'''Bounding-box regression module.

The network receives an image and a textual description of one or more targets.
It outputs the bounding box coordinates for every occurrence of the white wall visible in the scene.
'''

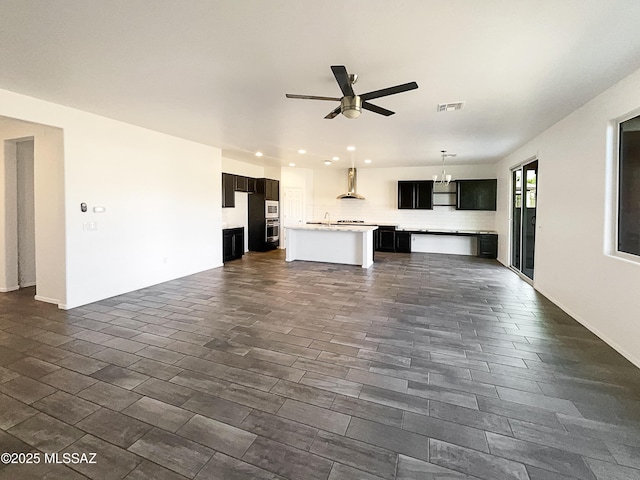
[0,89,222,309]
[495,66,640,367]
[0,117,65,303]
[311,164,498,231]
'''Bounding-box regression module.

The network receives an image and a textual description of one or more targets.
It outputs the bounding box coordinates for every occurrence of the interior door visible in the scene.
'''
[511,160,538,280]
[282,187,304,246]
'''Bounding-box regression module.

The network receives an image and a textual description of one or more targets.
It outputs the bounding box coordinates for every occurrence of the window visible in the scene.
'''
[618,114,640,256]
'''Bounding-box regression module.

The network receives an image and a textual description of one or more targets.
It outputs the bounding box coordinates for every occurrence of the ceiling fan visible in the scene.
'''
[286,65,418,119]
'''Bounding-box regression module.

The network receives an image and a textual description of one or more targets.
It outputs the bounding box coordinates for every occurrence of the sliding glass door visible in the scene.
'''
[511,160,538,280]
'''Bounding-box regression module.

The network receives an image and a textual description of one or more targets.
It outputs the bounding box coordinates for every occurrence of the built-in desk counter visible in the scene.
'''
[395,228,498,258]
[285,224,378,268]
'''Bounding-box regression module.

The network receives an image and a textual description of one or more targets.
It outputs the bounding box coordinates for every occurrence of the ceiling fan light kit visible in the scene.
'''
[286,65,418,119]
[341,96,362,119]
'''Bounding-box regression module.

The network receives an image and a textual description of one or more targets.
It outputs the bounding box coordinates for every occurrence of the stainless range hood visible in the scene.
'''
[337,168,365,200]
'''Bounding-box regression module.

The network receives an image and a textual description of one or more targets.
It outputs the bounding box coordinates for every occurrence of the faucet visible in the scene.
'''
[324,212,331,225]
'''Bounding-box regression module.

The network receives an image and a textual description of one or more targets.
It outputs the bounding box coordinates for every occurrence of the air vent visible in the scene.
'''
[437,102,465,112]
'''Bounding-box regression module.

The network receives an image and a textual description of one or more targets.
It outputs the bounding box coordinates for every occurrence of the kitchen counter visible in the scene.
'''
[306,221,398,227]
[396,228,497,235]
[285,225,378,268]
[296,224,378,232]
[394,228,498,258]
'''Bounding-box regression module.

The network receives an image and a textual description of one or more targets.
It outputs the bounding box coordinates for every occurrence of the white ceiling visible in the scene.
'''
[2,0,640,169]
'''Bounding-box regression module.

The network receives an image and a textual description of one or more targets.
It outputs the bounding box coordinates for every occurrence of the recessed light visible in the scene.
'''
[347,146,356,151]
[255,151,263,157]
[332,156,339,161]
[364,159,372,164]
[289,163,296,167]
[324,160,332,165]
[298,149,306,154]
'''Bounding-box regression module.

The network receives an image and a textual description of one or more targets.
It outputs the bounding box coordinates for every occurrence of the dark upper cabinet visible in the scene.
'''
[457,179,497,211]
[235,175,249,192]
[223,174,259,206]
[397,181,433,209]
[222,173,235,208]
[266,179,279,201]
[247,177,256,193]
[415,181,432,209]
[256,178,279,201]
[398,182,414,209]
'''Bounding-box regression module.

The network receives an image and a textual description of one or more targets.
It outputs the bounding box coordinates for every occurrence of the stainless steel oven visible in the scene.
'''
[266,218,279,243]
[265,201,279,219]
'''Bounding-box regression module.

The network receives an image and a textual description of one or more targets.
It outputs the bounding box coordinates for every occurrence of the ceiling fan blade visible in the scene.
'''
[325,106,341,119]
[331,65,355,97]
[360,81,418,101]
[286,94,341,101]
[362,102,395,116]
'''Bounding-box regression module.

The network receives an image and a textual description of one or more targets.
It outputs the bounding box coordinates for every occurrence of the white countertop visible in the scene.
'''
[222,225,244,230]
[396,228,497,234]
[287,224,378,232]
[307,221,397,227]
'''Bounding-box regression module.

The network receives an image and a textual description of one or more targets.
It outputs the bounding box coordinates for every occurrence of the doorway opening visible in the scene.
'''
[511,159,538,280]
[2,137,36,290]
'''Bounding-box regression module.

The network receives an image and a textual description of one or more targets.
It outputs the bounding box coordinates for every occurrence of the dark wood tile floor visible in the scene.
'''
[1,250,640,480]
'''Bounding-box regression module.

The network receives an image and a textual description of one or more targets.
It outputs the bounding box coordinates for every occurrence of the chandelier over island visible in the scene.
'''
[433,150,456,185]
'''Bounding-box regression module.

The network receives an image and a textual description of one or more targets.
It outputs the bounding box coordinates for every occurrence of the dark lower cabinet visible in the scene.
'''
[376,226,396,252]
[223,227,244,262]
[395,231,412,253]
[477,234,498,259]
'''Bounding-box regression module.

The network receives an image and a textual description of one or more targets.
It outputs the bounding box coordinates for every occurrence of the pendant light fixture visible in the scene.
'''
[433,150,456,185]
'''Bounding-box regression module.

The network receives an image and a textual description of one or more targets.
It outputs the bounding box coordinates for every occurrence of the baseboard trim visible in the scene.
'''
[20,282,37,288]
[0,285,20,292]
[34,295,61,306]
[496,257,640,369]
[535,285,640,370]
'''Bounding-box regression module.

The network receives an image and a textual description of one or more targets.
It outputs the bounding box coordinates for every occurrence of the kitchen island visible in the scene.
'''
[285,224,378,268]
